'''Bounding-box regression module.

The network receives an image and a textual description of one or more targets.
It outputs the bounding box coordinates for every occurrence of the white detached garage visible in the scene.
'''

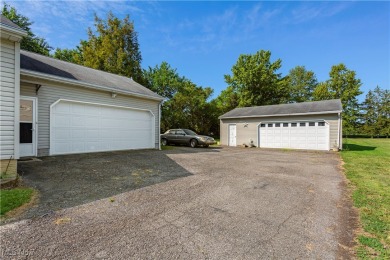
[219,100,343,151]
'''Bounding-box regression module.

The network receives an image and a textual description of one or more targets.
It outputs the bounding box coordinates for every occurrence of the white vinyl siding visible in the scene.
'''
[20,81,160,156]
[0,39,16,159]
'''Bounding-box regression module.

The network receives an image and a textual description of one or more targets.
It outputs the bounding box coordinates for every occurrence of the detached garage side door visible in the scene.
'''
[50,100,154,155]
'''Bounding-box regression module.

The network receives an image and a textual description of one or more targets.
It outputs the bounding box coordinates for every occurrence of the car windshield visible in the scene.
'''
[183,129,197,135]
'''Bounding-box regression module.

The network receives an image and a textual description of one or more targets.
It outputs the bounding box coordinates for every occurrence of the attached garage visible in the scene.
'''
[18,50,163,157]
[219,100,342,151]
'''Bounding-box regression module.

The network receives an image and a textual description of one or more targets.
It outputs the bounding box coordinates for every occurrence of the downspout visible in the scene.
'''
[338,112,341,150]
[158,100,164,150]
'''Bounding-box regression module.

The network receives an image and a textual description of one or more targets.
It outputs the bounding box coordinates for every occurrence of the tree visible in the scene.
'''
[214,86,239,115]
[79,12,144,83]
[53,47,83,64]
[225,50,289,107]
[378,88,390,137]
[361,86,390,137]
[361,90,377,137]
[313,63,362,135]
[143,62,184,99]
[2,3,52,55]
[287,66,317,103]
[143,62,216,134]
[163,80,214,134]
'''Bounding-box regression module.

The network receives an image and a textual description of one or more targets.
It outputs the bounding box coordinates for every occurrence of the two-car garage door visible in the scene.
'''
[259,121,329,150]
[50,100,154,155]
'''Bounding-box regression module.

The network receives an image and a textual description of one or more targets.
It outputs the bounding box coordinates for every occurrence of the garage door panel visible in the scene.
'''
[259,121,329,151]
[51,101,154,155]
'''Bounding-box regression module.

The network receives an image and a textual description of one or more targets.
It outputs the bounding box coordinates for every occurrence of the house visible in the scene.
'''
[219,99,342,151]
[0,15,163,176]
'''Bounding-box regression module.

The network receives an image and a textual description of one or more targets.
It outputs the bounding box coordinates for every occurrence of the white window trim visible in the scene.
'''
[20,96,38,157]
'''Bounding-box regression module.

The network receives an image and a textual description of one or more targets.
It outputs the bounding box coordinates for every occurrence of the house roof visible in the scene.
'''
[0,14,21,29]
[0,14,27,38]
[20,50,163,101]
[219,99,342,119]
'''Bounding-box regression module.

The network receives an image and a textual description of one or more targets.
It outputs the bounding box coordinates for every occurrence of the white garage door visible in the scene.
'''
[50,100,154,155]
[259,121,329,150]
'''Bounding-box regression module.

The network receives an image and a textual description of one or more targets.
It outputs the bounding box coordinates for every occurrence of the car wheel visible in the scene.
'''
[161,138,168,146]
[190,139,198,148]
[204,145,209,148]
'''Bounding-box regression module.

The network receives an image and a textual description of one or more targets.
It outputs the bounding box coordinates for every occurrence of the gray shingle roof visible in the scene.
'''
[20,50,163,100]
[0,14,21,29]
[219,99,342,119]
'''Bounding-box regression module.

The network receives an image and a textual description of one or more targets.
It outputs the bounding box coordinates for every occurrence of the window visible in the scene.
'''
[268,123,273,127]
[176,130,185,135]
[318,122,325,126]
[260,124,266,127]
[300,122,306,127]
[275,123,281,127]
[291,123,297,127]
[283,123,289,127]
[183,129,197,135]
[309,122,315,126]
[20,123,33,143]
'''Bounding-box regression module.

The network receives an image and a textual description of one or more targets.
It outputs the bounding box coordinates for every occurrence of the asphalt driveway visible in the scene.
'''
[0,147,355,259]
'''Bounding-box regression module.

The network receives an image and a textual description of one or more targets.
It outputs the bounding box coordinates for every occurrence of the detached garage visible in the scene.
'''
[219,100,342,151]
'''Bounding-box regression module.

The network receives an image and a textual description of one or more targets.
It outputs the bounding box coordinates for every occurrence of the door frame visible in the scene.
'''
[20,96,38,157]
[228,124,236,146]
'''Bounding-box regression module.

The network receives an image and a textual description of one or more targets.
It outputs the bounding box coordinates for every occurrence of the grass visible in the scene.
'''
[0,188,34,216]
[341,138,390,259]
[161,145,175,150]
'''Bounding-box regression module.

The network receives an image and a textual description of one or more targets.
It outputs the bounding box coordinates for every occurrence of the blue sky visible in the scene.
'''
[8,1,390,101]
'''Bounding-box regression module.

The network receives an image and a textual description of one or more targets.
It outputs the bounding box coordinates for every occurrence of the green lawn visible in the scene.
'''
[341,138,390,258]
[0,188,34,216]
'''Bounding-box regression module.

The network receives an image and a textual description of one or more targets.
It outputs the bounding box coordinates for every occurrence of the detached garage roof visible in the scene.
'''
[20,50,163,101]
[219,99,342,119]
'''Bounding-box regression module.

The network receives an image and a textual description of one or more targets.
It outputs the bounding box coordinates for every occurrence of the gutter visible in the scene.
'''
[21,69,164,102]
[0,23,27,38]
[219,110,343,120]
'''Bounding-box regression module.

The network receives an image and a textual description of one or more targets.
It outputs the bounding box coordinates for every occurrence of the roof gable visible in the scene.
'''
[219,99,342,119]
[20,50,163,101]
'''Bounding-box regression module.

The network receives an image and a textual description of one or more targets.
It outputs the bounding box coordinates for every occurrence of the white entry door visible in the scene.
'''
[50,100,155,155]
[228,124,236,146]
[20,97,37,157]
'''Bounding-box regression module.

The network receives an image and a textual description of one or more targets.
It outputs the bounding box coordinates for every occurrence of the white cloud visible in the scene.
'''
[291,2,352,24]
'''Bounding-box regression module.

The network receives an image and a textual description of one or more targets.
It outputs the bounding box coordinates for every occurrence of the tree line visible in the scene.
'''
[3,5,388,137]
